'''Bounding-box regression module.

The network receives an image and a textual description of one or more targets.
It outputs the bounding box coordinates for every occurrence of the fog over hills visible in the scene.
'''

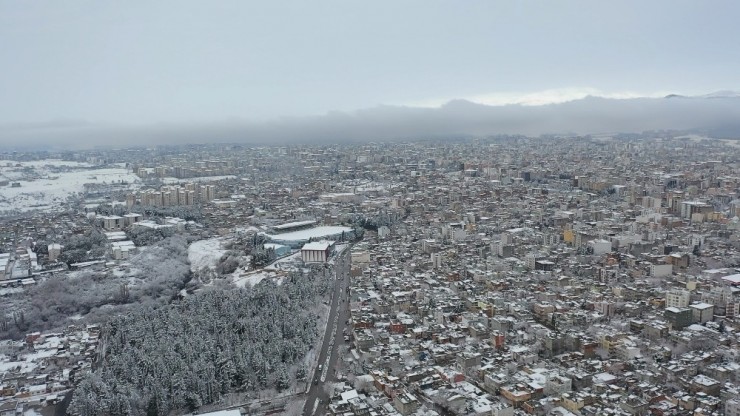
[3,94,740,149]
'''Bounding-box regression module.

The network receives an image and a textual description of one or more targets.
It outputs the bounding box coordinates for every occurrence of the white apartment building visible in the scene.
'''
[650,263,673,278]
[665,288,690,308]
[587,239,612,255]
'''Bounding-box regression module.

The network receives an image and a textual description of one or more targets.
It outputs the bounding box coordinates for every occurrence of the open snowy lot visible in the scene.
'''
[188,237,228,272]
[0,160,140,213]
[231,270,277,288]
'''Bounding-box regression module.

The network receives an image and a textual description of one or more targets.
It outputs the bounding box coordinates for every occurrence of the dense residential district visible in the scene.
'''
[1,135,740,416]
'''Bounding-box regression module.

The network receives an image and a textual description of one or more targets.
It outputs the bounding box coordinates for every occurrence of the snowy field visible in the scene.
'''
[0,159,92,173]
[189,237,299,287]
[0,287,24,296]
[0,160,139,213]
[188,238,227,272]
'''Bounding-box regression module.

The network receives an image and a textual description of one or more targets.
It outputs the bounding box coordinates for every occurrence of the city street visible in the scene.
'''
[302,245,352,416]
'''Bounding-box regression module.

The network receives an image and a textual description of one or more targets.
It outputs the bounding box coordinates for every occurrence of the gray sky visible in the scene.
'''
[1,0,739,126]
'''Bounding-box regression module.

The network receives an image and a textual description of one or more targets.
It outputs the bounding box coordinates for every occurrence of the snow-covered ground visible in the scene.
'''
[188,238,227,272]
[234,225,261,234]
[0,341,59,374]
[265,251,303,271]
[0,159,92,173]
[0,160,140,213]
[231,271,274,288]
[0,287,24,296]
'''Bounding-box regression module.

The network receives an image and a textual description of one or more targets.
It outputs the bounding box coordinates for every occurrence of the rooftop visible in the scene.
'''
[302,241,334,251]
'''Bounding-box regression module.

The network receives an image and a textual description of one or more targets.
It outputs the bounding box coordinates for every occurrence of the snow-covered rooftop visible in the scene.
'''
[196,411,241,416]
[302,241,334,251]
[264,226,352,242]
[721,274,740,284]
[273,219,316,230]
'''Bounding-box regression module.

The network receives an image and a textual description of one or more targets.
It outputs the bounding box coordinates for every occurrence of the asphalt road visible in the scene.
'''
[302,246,352,416]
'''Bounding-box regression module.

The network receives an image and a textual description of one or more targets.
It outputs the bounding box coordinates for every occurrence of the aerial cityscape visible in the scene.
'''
[2,1,740,416]
[0,135,739,416]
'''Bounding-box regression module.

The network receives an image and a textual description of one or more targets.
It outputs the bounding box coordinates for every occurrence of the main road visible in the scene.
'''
[302,244,352,416]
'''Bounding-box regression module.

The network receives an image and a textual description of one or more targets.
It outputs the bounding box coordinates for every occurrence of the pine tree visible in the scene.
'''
[275,363,290,391]
[296,365,307,381]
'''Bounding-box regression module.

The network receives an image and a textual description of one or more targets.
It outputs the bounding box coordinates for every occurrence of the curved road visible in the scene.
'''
[302,245,352,416]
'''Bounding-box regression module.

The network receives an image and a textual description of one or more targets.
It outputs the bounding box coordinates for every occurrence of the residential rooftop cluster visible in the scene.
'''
[314,136,740,416]
[0,325,100,413]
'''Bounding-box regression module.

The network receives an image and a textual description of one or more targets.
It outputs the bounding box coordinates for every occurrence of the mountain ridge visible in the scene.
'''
[2,94,740,149]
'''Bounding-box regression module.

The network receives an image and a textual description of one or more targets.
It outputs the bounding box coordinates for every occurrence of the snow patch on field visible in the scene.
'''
[188,238,227,272]
[265,251,302,271]
[0,161,140,213]
[0,287,23,296]
[0,159,92,173]
[232,271,271,288]
[231,269,290,287]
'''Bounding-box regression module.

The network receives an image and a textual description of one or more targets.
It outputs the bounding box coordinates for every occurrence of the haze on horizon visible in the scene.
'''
[2,0,740,148]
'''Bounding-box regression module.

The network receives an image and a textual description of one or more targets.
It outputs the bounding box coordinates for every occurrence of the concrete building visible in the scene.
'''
[726,398,740,416]
[392,391,420,415]
[690,303,714,324]
[301,241,335,263]
[665,288,691,308]
[185,190,195,206]
[100,215,124,230]
[587,239,612,255]
[650,264,672,278]
[123,213,142,227]
[0,253,10,280]
[680,201,713,220]
[664,307,692,330]
[202,184,216,202]
[701,286,739,319]
[47,243,62,262]
[431,252,443,269]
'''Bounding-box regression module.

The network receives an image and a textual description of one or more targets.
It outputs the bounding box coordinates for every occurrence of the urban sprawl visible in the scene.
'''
[1,134,740,416]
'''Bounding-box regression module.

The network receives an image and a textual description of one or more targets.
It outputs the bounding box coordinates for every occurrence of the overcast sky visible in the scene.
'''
[1,0,739,126]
